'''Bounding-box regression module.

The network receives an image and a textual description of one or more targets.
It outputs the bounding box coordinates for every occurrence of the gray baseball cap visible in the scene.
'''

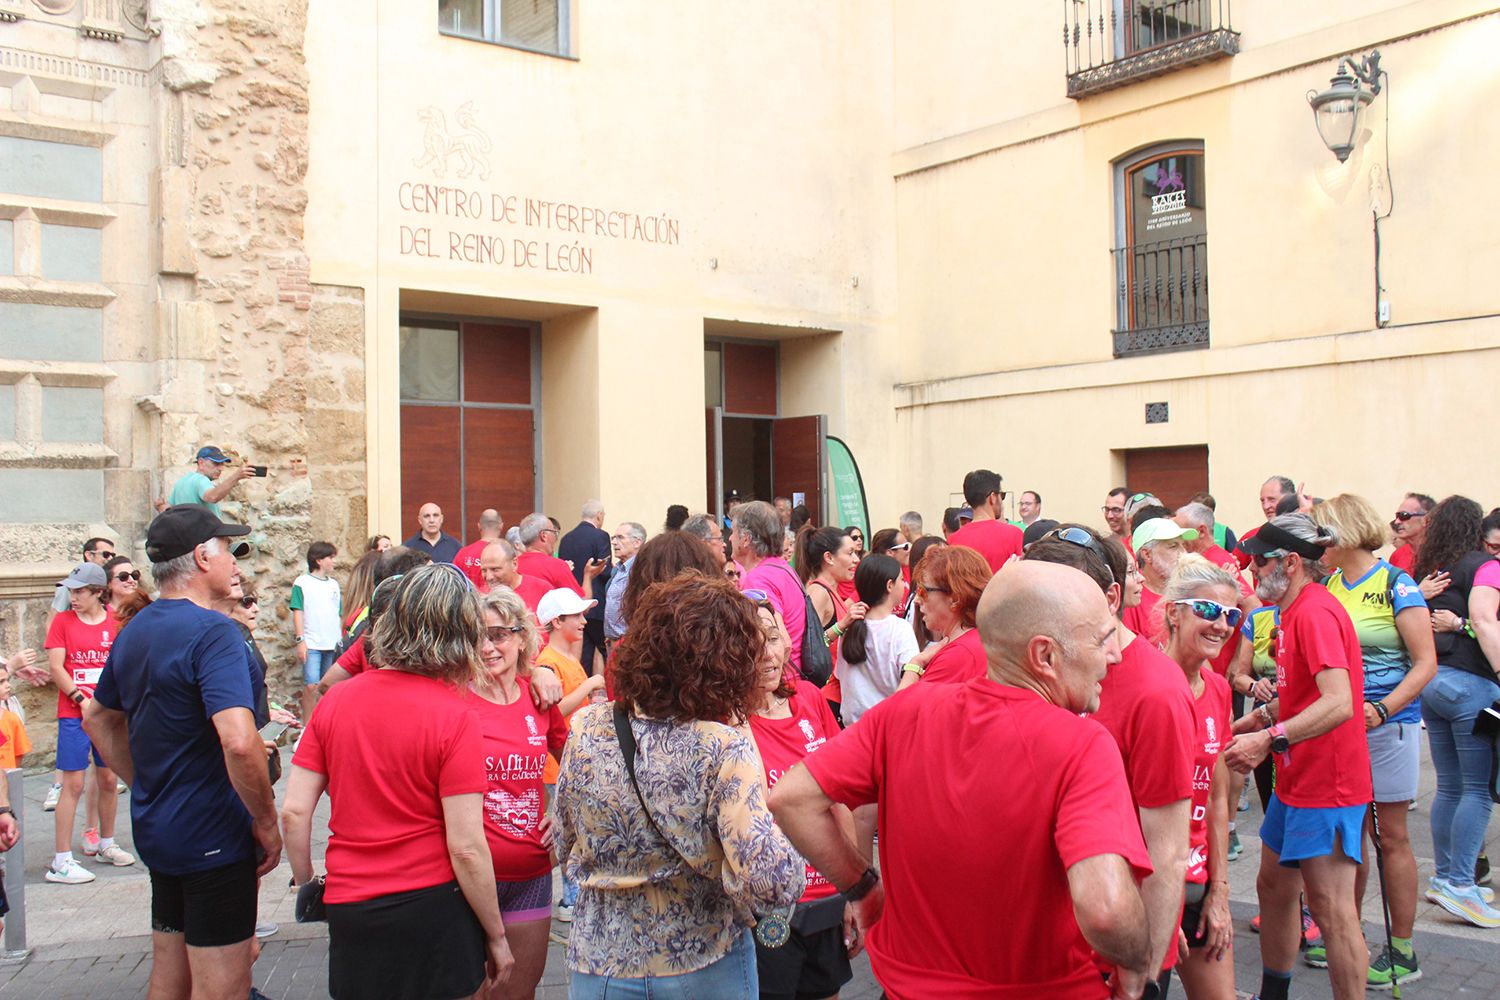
[60,563,108,590]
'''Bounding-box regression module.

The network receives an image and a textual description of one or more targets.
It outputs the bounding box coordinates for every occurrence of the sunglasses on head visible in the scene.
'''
[742,588,770,602]
[238,596,258,608]
[484,624,525,643]
[1040,527,1115,583]
[1172,599,1243,629]
[1393,510,1426,522]
[114,570,142,583]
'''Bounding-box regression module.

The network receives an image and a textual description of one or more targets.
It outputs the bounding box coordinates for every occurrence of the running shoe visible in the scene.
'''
[1429,880,1500,928]
[45,858,96,884]
[1427,876,1494,904]
[81,827,101,856]
[1250,913,1260,933]
[1301,907,1321,948]
[255,921,279,939]
[1303,942,1328,968]
[1366,943,1421,989]
[1478,853,1492,887]
[1227,831,1243,862]
[116,779,127,795]
[95,844,136,867]
[1238,783,1251,813]
[42,782,61,812]
[554,900,574,923]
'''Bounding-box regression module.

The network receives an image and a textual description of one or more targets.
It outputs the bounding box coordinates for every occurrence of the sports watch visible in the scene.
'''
[1268,723,1290,756]
[843,866,881,902]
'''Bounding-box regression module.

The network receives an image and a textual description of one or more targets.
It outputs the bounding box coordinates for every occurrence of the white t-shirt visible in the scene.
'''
[290,573,342,651]
[837,613,918,726]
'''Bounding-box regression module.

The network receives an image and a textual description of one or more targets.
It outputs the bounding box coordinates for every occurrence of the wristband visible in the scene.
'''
[841,866,880,902]
[1369,700,1390,723]
[900,662,924,677]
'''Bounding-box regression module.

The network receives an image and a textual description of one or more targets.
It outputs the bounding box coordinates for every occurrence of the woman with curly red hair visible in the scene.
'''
[897,545,993,688]
[555,573,805,997]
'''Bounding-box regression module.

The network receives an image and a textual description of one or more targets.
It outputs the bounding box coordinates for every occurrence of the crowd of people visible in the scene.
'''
[3,450,1500,1000]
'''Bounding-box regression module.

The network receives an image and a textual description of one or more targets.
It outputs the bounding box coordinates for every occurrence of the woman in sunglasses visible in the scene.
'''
[870,529,913,616]
[1307,495,1436,979]
[469,587,567,1000]
[897,545,991,688]
[1160,556,1242,999]
[102,555,144,606]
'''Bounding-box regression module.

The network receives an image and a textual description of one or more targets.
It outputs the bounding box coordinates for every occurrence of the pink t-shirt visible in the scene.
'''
[740,557,806,672]
[1474,559,1500,590]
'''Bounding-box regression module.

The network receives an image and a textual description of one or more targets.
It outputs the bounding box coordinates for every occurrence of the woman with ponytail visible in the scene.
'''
[798,525,865,717]
[836,554,916,728]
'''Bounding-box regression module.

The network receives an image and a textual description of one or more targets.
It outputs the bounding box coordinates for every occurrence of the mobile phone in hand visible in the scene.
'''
[260,720,290,742]
[250,465,269,477]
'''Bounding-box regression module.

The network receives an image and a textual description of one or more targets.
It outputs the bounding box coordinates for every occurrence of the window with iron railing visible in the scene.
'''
[1112,144,1209,357]
[439,0,572,58]
[1065,1,1238,98]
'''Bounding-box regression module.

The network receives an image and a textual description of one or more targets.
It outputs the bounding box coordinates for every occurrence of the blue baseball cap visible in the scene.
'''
[195,446,230,463]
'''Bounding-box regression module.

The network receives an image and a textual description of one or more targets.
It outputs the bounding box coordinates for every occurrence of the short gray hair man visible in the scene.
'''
[682,513,725,563]
[581,499,605,524]
[518,512,552,547]
[1174,502,1216,555]
[899,510,923,543]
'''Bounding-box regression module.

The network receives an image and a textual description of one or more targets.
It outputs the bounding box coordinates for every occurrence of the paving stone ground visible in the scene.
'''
[0,741,1495,998]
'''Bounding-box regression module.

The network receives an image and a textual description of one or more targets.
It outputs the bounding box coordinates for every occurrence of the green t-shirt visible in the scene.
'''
[168,471,221,516]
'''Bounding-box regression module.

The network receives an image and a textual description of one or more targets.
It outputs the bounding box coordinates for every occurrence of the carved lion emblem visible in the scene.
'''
[413,101,492,181]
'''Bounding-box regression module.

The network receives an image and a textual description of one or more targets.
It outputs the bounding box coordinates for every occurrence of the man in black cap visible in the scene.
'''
[84,505,280,1000]
[167,446,254,517]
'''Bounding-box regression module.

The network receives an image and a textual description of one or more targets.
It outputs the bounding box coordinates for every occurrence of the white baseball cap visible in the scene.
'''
[536,588,597,626]
[1131,517,1198,552]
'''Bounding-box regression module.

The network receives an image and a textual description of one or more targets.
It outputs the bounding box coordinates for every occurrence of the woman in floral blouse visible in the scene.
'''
[555,571,805,997]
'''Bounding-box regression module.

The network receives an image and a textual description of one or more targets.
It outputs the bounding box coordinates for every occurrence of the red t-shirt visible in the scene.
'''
[335,636,369,676]
[947,519,1024,574]
[471,678,567,880]
[1122,588,1163,643]
[453,541,490,589]
[1186,670,1231,884]
[1272,583,1371,808]
[45,609,118,719]
[1092,636,1195,809]
[515,551,584,597]
[749,680,842,904]
[921,628,986,685]
[292,669,487,903]
[1389,544,1415,574]
[1200,545,1255,675]
[805,679,1152,999]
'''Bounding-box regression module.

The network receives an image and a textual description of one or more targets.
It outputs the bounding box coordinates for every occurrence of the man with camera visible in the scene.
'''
[168,446,257,516]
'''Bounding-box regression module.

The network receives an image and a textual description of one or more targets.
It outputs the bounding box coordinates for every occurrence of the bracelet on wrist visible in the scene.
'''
[1369,699,1390,723]
[901,662,924,677]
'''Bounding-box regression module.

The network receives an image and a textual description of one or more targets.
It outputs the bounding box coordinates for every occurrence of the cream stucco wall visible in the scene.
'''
[304,0,899,535]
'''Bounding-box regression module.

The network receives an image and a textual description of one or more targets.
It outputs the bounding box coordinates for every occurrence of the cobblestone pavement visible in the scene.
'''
[0,741,1494,998]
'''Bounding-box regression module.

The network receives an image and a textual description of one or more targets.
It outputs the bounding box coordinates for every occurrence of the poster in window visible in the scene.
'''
[1130,154,1206,244]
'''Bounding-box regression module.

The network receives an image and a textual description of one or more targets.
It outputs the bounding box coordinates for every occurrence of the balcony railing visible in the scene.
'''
[1112,234,1209,357]
[1065,1,1239,98]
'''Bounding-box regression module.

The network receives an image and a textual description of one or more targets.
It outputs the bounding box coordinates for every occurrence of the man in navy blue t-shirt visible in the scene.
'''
[86,505,280,999]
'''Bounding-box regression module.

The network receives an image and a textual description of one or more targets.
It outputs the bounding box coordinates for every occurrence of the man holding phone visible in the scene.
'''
[168,446,256,517]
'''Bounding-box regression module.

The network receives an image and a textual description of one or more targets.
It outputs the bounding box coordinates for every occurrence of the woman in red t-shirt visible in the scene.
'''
[897,545,991,689]
[799,526,864,717]
[1160,555,1239,998]
[471,587,567,1000]
[747,599,860,998]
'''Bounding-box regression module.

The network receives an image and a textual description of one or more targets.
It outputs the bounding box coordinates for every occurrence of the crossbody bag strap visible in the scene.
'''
[612,705,679,853]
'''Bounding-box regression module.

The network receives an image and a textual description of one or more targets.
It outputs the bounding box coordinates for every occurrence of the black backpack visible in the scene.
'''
[778,565,833,687]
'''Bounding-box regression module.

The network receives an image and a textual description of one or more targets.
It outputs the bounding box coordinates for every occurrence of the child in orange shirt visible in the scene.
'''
[0,665,32,770]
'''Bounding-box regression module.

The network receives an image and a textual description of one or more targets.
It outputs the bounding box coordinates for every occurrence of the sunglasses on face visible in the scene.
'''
[916,584,948,599]
[114,570,142,583]
[1251,551,1288,568]
[849,533,863,542]
[1393,510,1426,522]
[238,596,258,609]
[1172,599,1243,629]
[484,625,525,643]
[888,542,911,552]
[1041,527,1116,583]
[97,552,116,560]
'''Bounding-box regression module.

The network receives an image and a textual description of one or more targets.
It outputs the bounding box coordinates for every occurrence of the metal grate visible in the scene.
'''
[1065,0,1239,98]
[1145,402,1169,424]
[1113,233,1210,357]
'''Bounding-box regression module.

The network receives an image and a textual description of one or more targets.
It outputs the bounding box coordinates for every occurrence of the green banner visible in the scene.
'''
[826,436,869,537]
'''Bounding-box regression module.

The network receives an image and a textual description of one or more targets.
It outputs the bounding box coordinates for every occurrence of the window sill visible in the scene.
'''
[438,28,577,62]
[1112,324,1210,358]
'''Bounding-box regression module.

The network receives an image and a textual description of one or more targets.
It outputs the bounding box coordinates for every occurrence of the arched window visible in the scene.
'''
[1112,141,1209,356]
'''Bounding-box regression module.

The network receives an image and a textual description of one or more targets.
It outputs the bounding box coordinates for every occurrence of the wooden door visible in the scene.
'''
[772,414,826,525]
[400,406,463,538]
[1124,445,1209,511]
[463,408,535,531]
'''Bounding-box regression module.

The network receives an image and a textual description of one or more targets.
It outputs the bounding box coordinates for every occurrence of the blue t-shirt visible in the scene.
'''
[94,598,260,875]
[167,470,221,516]
[1323,560,1427,724]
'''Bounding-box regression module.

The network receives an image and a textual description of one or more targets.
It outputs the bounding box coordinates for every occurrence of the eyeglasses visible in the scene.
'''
[1040,527,1116,583]
[1172,599,1243,629]
[848,533,864,541]
[484,625,525,643]
[114,570,142,583]
[238,596,258,608]
[1101,506,1125,516]
[97,552,116,560]
[1251,551,1288,568]
[916,584,948,599]
[1393,510,1426,522]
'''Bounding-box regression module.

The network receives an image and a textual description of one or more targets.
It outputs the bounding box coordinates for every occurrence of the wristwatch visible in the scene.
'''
[842,866,881,902]
[70,690,85,705]
[1268,723,1290,755]
[0,806,13,818]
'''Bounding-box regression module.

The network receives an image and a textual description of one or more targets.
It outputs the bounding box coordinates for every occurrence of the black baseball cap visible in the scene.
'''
[1237,516,1325,560]
[146,505,251,563]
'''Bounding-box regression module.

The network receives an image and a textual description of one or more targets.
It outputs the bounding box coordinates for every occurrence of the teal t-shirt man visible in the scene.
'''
[168,446,247,516]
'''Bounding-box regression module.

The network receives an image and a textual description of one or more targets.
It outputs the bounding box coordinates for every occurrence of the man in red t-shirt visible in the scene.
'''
[451,509,504,589]
[478,540,550,612]
[1387,492,1433,576]
[770,561,1154,1000]
[1233,476,1297,570]
[514,513,590,597]
[1026,524,1195,978]
[1226,515,1371,1000]
[947,468,1024,573]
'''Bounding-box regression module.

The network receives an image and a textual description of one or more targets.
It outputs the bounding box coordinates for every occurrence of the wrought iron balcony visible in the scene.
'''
[1112,234,1210,357]
[1066,1,1239,99]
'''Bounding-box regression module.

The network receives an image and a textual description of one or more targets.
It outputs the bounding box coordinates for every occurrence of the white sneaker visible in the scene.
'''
[46,858,96,884]
[1428,876,1494,904]
[94,844,136,867]
[554,900,574,923]
[255,921,279,939]
[42,782,61,812]
[116,779,127,795]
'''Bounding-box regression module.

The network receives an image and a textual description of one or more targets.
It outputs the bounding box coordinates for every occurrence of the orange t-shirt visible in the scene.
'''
[0,711,33,770]
[537,645,588,784]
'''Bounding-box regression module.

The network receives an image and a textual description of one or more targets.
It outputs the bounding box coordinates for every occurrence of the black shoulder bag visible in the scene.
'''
[611,706,793,948]
[775,566,834,688]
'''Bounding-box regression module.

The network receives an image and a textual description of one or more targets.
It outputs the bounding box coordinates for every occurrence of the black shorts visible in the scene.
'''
[1180,894,1209,950]
[150,856,258,948]
[327,881,485,1000]
[755,901,852,1000]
